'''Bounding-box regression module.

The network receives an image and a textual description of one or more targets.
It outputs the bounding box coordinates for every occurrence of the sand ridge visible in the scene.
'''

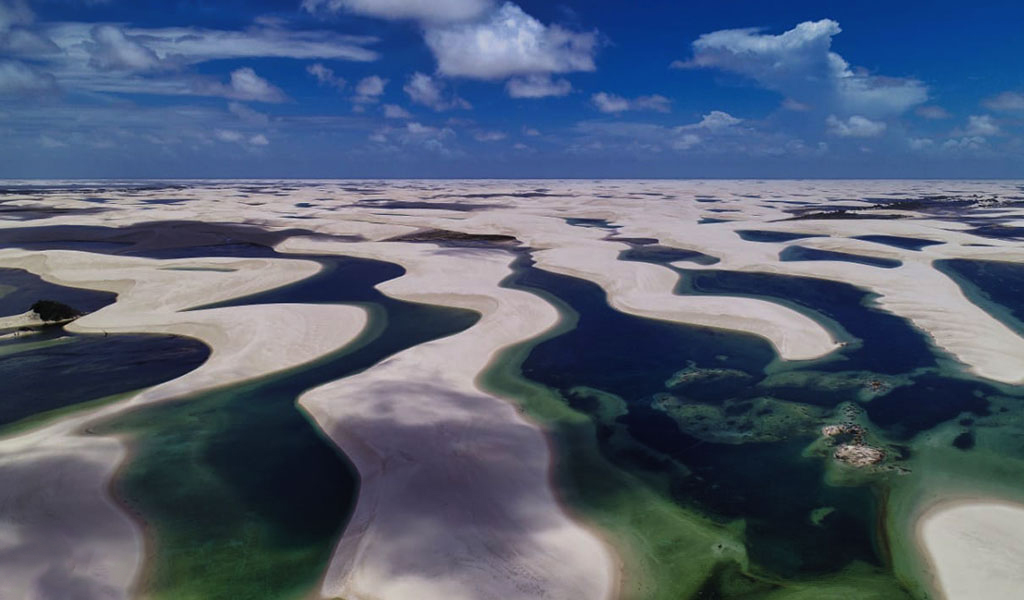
[0,248,368,600]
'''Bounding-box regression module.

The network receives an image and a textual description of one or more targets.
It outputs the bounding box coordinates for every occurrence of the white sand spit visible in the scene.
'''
[0,249,368,600]
[918,500,1024,600]
[279,238,617,600]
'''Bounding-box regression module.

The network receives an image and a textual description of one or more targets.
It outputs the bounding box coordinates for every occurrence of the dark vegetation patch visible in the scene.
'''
[31,300,82,322]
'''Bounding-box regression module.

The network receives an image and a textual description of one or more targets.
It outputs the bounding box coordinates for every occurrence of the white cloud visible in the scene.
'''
[302,0,492,23]
[908,137,934,150]
[423,2,597,80]
[591,92,671,113]
[214,129,244,143]
[85,25,168,72]
[307,62,345,91]
[693,110,741,130]
[826,114,887,137]
[195,67,288,103]
[227,101,269,125]
[523,127,540,136]
[915,105,951,119]
[473,130,506,141]
[403,72,470,111]
[370,120,459,155]
[678,19,926,117]
[249,133,269,146]
[963,114,1000,137]
[46,22,379,66]
[382,103,412,119]
[0,59,57,95]
[781,98,811,111]
[983,91,1024,112]
[354,74,387,103]
[0,0,32,33]
[943,136,987,152]
[505,73,571,98]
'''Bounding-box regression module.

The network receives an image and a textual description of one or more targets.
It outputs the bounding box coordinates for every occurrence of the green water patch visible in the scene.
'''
[853,235,944,252]
[94,255,480,600]
[935,258,1024,335]
[780,246,902,269]
[484,257,911,598]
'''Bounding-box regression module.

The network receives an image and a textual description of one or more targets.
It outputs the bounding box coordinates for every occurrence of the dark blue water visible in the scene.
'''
[0,268,209,428]
[509,260,882,578]
[737,230,824,243]
[854,235,944,251]
[936,259,1024,331]
[780,246,902,269]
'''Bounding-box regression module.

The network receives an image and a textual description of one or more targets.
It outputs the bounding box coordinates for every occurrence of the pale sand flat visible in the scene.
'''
[278,237,617,600]
[0,249,368,600]
[917,500,1024,600]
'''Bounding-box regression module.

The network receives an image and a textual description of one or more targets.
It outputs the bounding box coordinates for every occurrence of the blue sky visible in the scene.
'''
[1,0,1023,178]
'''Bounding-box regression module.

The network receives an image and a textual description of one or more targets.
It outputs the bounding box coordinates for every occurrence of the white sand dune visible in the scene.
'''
[0,249,367,600]
[278,237,616,600]
[917,500,1024,600]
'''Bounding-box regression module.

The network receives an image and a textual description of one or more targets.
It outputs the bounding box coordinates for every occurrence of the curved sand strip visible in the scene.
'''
[277,237,617,600]
[917,500,1024,600]
[0,249,368,600]
[634,220,1024,384]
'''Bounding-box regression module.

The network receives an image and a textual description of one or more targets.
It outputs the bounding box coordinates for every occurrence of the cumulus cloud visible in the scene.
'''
[915,105,951,119]
[370,120,459,155]
[0,0,59,56]
[215,129,270,146]
[302,0,493,23]
[307,62,345,91]
[591,92,671,113]
[692,110,741,130]
[505,73,571,98]
[403,72,470,111]
[473,130,506,141]
[983,91,1024,112]
[353,74,387,103]
[423,2,597,80]
[85,25,170,71]
[0,59,58,95]
[963,114,1000,137]
[826,114,887,137]
[677,19,927,117]
[195,67,288,103]
[0,0,32,33]
[382,103,412,119]
[227,101,269,125]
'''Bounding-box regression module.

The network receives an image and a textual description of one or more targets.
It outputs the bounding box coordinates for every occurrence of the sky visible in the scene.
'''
[1,0,1023,178]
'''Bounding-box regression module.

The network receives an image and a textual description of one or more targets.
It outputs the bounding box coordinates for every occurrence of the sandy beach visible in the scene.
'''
[917,500,1024,600]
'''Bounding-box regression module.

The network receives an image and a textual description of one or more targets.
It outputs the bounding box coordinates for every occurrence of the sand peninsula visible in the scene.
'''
[1,179,1023,600]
